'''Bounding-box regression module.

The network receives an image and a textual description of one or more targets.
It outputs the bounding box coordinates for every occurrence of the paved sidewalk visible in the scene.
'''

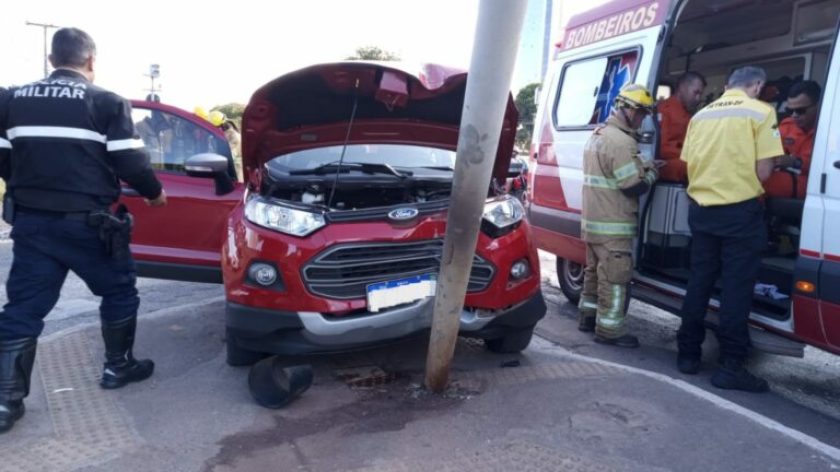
[1,300,838,472]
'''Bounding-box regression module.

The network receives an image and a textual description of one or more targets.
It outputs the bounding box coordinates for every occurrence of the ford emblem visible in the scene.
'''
[388,207,419,221]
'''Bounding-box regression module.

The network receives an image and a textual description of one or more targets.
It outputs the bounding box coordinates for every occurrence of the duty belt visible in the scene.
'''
[16,207,101,222]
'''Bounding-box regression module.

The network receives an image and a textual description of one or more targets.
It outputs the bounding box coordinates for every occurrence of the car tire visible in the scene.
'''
[485,326,535,354]
[557,257,583,305]
[226,331,266,367]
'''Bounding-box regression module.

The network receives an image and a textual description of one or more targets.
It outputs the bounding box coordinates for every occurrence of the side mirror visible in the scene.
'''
[185,153,235,195]
[185,153,229,176]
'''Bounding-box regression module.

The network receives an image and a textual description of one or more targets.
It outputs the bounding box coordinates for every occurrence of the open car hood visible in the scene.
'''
[241,62,518,185]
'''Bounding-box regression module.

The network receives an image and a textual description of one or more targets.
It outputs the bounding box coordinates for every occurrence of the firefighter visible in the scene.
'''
[677,66,783,392]
[578,84,659,348]
[208,110,242,180]
[657,71,706,183]
[0,28,166,433]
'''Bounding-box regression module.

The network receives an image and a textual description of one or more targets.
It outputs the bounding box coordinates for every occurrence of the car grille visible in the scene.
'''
[302,240,495,299]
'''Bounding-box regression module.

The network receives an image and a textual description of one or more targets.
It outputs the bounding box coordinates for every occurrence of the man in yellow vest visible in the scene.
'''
[579,84,659,348]
[677,66,782,392]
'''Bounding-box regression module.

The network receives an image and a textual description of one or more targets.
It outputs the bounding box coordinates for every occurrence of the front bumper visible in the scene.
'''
[227,289,546,356]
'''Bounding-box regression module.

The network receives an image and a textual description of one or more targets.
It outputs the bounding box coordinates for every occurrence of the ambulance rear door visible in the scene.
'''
[805,22,840,351]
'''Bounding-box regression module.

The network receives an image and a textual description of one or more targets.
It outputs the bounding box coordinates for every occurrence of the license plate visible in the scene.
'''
[366,274,436,313]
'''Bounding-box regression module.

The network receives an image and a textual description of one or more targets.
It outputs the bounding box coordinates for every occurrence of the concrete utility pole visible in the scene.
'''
[541,0,554,80]
[25,21,59,78]
[424,0,528,393]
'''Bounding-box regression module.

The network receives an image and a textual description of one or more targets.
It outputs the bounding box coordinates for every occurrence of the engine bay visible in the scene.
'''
[261,175,454,211]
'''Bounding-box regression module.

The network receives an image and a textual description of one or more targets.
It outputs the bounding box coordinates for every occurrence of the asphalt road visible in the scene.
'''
[0,221,223,337]
[0,223,836,443]
[533,250,840,424]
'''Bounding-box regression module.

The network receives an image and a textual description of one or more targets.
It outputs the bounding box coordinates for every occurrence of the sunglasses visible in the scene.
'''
[789,104,815,115]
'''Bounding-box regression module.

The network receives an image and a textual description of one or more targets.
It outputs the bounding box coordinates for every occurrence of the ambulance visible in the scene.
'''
[530,0,840,356]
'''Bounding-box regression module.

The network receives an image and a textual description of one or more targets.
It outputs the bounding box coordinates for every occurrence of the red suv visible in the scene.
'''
[123,62,546,365]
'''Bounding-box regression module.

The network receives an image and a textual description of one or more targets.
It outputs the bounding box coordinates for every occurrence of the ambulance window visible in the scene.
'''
[553,50,640,128]
[794,0,840,46]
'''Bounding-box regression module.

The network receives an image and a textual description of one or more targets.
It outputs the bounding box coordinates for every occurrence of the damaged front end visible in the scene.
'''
[260,143,457,211]
[240,62,518,202]
[243,143,463,236]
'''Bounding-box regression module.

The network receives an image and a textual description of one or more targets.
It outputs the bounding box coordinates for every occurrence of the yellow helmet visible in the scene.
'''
[615,84,655,111]
[208,110,226,127]
[193,106,209,121]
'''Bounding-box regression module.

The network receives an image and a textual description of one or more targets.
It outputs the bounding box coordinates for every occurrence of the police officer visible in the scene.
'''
[0,27,167,433]
[579,84,659,348]
[677,66,782,392]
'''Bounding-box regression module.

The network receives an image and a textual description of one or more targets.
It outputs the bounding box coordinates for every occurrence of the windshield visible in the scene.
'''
[268,144,456,171]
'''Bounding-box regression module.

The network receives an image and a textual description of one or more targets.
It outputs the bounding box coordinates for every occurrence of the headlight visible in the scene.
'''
[244,198,326,237]
[481,197,524,238]
[482,196,524,231]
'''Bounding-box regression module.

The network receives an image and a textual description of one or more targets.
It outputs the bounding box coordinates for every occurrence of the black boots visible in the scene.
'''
[677,353,702,375]
[0,338,37,434]
[1,318,152,434]
[100,316,154,390]
[711,358,769,393]
[578,316,596,332]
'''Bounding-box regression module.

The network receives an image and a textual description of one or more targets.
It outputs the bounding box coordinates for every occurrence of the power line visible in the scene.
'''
[25,21,59,78]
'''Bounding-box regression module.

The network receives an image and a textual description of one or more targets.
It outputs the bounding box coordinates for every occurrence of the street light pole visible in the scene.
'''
[144,64,161,101]
[25,21,59,78]
[424,0,528,393]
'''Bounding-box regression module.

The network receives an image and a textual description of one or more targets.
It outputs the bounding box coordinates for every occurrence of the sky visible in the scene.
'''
[1,0,607,110]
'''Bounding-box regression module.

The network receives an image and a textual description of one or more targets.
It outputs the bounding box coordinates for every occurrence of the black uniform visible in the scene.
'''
[0,69,162,339]
[0,70,160,212]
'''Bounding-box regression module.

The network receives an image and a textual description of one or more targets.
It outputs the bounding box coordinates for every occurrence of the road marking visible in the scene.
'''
[531,337,840,463]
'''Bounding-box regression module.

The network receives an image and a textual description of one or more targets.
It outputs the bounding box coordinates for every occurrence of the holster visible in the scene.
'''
[2,194,14,225]
[88,204,133,260]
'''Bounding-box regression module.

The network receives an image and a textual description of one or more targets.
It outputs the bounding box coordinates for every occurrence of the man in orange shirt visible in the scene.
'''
[657,72,706,183]
[764,81,820,199]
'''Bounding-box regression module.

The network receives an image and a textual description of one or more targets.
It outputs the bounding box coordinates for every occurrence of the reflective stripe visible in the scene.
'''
[584,174,618,189]
[7,126,106,143]
[0,138,10,149]
[582,219,637,236]
[579,300,598,310]
[693,107,766,122]
[107,138,145,152]
[598,317,622,328]
[597,284,626,328]
[613,161,638,182]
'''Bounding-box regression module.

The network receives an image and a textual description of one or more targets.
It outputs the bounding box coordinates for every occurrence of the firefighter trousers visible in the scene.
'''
[579,238,633,338]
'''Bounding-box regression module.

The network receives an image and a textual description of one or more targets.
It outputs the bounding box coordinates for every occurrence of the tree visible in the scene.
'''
[211,103,246,128]
[346,46,400,61]
[514,82,540,150]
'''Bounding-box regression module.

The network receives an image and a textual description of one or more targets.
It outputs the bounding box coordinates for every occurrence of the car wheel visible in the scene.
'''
[485,326,535,354]
[226,330,267,367]
[557,257,583,305]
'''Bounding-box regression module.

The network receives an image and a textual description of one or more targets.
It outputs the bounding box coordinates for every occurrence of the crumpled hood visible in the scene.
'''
[241,61,518,185]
